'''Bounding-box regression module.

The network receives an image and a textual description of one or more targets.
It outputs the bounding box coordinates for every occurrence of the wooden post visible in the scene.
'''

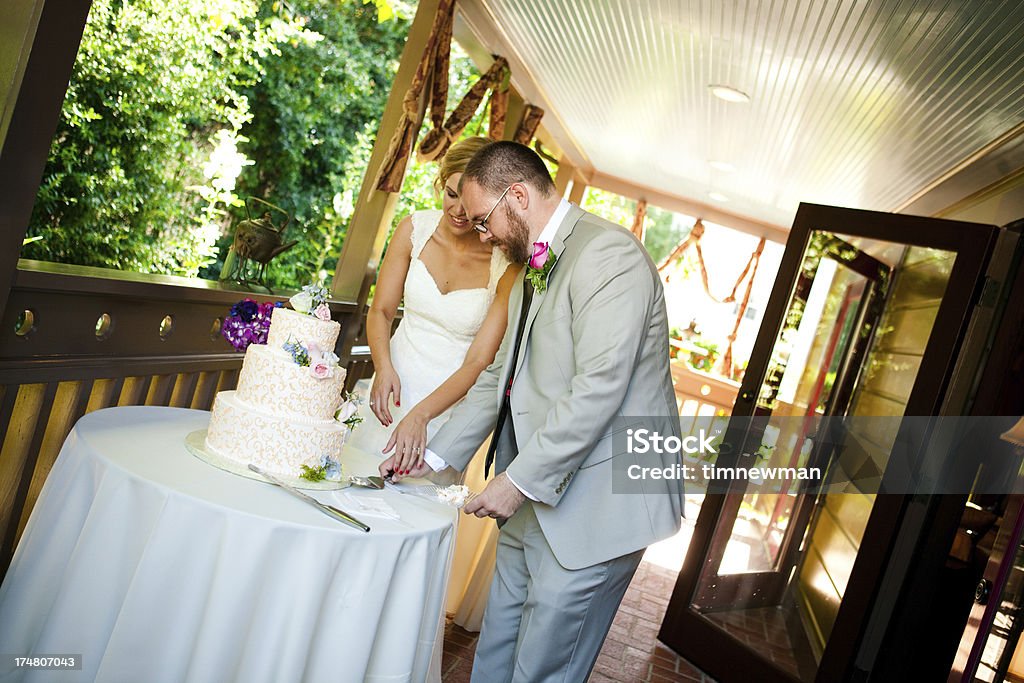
[330,0,441,358]
[331,0,441,303]
[568,171,588,204]
[502,90,527,142]
[553,155,575,198]
[0,0,92,325]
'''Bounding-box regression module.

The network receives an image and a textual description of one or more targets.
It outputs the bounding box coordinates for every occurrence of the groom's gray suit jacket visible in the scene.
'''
[428,205,683,570]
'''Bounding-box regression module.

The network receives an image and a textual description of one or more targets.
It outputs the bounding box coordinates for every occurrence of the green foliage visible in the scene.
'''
[215,0,411,288]
[644,204,691,265]
[580,187,692,265]
[299,464,327,481]
[24,0,409,288]
[581,186,636,230]
[687,340,719,372]
[24,0,302,274]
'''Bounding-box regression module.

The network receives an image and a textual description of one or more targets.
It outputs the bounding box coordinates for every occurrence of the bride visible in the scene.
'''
[348,136,517,472]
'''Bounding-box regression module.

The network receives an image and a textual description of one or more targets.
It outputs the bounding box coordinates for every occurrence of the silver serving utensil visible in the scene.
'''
[248,464,370,533]
[349,475,385,490]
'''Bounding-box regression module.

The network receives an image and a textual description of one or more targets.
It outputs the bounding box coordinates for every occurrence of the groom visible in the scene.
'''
[381,142,683,682]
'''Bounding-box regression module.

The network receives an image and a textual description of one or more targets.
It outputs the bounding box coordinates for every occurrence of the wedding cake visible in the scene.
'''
[205,286,353,479]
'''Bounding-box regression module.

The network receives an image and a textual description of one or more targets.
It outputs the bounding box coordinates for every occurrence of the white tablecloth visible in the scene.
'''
[0,406,457,683]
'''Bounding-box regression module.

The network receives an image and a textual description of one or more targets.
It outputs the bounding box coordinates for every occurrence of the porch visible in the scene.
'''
[5,0,1024,681]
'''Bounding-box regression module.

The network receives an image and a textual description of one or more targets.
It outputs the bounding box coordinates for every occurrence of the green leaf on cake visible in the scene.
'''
[299,464,327,482]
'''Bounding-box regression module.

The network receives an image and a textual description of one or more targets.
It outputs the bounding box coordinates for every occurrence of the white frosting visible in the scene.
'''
[437,485,472,508]
[266,307,341,352]
[236,344,345,421]
[206,391,349,477]
[205,304,349,478]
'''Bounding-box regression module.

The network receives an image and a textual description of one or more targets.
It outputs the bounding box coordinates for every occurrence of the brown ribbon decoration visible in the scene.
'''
[513,104,545,145]
[657,220,767,376]
[418,56,510,162]
[630,199,648,242]
[488,76,510,141]
[720,238,765,375]
[374,0,455,193]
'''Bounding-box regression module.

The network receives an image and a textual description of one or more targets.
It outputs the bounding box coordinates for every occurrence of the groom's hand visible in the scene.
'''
[464,473,525,520]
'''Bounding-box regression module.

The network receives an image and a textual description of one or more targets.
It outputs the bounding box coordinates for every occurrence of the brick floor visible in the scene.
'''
[440,559,718,683]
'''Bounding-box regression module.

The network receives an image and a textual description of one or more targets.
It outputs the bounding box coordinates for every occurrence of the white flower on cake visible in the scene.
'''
[290,283,330,315]
[437,485,472,508]
[289,290,313,314]
[336,391,363,428]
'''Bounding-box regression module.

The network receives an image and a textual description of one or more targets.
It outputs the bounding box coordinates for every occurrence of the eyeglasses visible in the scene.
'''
[472,186,512,234]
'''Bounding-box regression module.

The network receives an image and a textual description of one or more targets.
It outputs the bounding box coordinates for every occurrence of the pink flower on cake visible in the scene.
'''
[310,361,333,379]
[314,303,332,321]
[310,347,339,379]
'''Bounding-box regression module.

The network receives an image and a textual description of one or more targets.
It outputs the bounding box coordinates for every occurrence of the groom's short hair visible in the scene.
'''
[463,141,556,197]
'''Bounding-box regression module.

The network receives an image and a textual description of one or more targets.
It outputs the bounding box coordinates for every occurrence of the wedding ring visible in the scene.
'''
[369,400,375,406]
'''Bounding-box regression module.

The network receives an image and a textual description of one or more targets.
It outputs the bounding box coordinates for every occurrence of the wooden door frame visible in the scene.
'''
[661,203,999,682]
[692,235,894,611]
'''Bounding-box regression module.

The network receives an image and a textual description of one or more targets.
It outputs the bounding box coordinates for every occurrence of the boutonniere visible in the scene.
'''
[525,242,557,293]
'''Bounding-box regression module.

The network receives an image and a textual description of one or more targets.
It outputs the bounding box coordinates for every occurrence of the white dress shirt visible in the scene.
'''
[422,199,573,499]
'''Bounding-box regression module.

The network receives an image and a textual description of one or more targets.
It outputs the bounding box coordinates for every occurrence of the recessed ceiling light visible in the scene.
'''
[709,160,736,173]
[709,85,750,103]
[709,192,729,202]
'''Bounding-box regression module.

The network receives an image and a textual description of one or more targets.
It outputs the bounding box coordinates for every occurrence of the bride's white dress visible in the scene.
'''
[348,209,510,456]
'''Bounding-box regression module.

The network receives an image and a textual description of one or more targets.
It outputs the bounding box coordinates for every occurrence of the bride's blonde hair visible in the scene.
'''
[435,136,492,195]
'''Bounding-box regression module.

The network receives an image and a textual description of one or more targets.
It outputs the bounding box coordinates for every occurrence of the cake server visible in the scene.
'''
[349,475,385,490]
[248,464,371,533]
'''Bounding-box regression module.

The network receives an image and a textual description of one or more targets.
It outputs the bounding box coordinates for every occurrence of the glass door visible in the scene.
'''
[660,203,999,683]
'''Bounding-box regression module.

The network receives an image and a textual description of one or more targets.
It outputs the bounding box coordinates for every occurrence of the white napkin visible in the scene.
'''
[335,492,402,520]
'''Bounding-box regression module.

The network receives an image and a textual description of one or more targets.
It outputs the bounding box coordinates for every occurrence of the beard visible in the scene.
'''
[496,203,533,264]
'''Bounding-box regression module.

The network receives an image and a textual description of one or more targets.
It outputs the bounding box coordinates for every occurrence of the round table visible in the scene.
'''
[0,406,457,683]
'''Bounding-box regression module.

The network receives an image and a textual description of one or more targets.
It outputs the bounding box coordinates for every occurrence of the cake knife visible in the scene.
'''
[248,464,371,533]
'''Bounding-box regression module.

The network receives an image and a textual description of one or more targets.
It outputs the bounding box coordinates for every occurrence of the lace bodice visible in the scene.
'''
[402,210,508,342]
[348,210,510,452]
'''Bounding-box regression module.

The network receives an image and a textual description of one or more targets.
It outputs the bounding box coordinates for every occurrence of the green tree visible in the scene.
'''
[24,0,301,274]
[580,188,691,265]
[214,0,412,288]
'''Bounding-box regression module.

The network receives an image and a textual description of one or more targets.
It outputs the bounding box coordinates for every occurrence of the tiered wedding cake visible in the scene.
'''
[206,291,350,479]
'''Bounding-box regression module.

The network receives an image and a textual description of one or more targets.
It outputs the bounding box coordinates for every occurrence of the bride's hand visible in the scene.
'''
[370,368,401,426]
[383,409,429,474]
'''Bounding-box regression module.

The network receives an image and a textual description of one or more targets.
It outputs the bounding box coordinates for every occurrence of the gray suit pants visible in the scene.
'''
[470,502,644,683]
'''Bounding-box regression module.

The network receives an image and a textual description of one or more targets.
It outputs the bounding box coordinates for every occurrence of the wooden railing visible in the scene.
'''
[672,359,740,424]
[0,260,375,572]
